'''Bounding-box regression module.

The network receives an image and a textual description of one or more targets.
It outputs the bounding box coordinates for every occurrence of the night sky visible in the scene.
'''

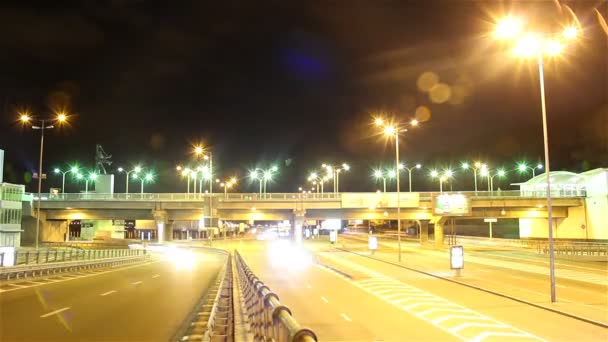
[1,0,606,194]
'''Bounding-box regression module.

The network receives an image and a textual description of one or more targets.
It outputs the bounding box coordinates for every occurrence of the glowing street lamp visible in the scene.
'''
[517,162,543,179]
[322,163,350,193]
[403,163,422,192]
[373,169,388,193]
[308,172,329,193]
[249,166,278,196]
[194,145,213,194]
[495,18,578,303]
[220,178,236,199]
[132,173,154,194]
[373,115,420,262]
[19,110,70,249]
[462,161,486,193]
[53,165,79,193]
[117,166,142,193]
[430,169,453,192]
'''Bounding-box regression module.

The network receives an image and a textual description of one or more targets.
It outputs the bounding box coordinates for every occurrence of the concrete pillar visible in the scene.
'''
[292,209,306,244]
[153,210,168,244]
[418,219,430,245]
[434,216,447,248]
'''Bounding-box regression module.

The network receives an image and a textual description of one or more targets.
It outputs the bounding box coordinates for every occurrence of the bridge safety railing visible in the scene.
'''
[0,248,145,267]
[32,189,586,202]
[0,253,149,280]
[175,250,233,342]
[235,250,317,342]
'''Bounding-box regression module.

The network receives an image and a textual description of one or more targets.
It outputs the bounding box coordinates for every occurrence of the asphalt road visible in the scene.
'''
[0,248,226,342]
[230,239,607,342]
[338,234,608,324]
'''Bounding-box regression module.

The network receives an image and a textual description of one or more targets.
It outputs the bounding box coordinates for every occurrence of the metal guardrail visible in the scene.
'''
[0,254,149,280]
[176,253,233,341]
[235,251,317,342]
[0,248,145,267]
[28,190,586,202]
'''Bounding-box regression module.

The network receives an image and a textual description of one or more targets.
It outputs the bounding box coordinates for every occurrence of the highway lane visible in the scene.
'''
[334,235,608,324]
[0,248,226,342]
[232,239,606,341]
[237,241,458,341]
[316,248,608,341]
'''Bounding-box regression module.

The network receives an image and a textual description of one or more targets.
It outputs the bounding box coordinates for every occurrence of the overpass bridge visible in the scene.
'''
[23,190,585,246]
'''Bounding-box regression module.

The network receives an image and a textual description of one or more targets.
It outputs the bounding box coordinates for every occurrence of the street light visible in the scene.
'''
[117,166,142,193]
[132,173,154,193]
[517,162,543,179]
[430,169,453,192]
[403,163,422,192]
[249,166,278,197]
[480,168,506,192]
[219,178,237,199]
[194,145,213,194]
[53,165,79,193]
[495,18,578,303]
[85,172,98,193]
[373,169,388,193]
[374,115,419,262]
[322,163,349,192]
[308,172,328,194]
[461,162,485,193]
[19,110,69,250]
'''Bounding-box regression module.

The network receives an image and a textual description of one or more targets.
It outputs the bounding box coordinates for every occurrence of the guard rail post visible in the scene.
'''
[25,251,30,265]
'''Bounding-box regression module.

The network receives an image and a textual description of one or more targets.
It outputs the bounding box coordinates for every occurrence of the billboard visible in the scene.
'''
[432,193,471,216]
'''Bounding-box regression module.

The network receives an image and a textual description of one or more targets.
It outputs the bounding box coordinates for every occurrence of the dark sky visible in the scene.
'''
[1,0,607,193]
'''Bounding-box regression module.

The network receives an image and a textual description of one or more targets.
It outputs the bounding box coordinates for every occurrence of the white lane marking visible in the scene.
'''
[340,313,352,322]
[7,284,26,288]
[321,296,329,303]
[556,284,568,289]
[152,274,160,278]
[100,290,117,296]
[40,307,70,318]
[132,281,142,285]
[511,276,524,280]
[306,284,312,289]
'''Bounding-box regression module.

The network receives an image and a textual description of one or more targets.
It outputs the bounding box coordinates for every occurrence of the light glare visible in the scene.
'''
[496,17,523,39]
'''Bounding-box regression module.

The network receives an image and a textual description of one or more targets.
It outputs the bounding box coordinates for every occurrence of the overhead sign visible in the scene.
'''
[484,218,498,223]
[433,194,471,216]
[450,245,464,269]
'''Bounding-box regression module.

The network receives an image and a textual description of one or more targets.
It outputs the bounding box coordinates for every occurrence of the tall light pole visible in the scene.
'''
[430,169,453,192]
[322,163,350,193]
[481,168,506,193]
[250,166,278,197]
[53,166,78,193]
[374,116,419,262]
[117,166,142,193]
[403,163,422,192]
[19,111,68,249]
[308,172,328,194]
[194,146,213,194]
[517,162,543,179]
[133,173,154,193]
[495,17,578,302]
[220,177,237,199]
[373,169,388,193]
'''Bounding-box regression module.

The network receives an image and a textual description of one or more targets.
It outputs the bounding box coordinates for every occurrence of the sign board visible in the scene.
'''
[484,218,498,223]
[368,236,378,250]
[113,219,125,226]
[0,246,15,266]
[32,173,47,179]
[329,230,338,243]
[450,245,464,269]
[433,194,472,216]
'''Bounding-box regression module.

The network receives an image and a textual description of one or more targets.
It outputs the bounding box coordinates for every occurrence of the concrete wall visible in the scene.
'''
[519,204,605,240]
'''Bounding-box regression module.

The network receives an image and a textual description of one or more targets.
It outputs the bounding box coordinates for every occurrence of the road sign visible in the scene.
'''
[450,245,464,269]
[484,218,498,223]
[32,173,47,179]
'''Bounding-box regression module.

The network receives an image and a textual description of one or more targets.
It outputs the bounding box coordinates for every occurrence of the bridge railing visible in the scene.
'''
[235,250,317,342]
[30,189,586,202]
[0,248,145,267]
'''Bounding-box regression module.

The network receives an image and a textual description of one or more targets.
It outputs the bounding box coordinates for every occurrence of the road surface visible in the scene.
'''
[0,247,226,341]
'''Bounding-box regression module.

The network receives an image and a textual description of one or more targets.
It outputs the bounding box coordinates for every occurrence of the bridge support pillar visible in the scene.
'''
[418,219,430,245]
[434,216,447,248]
[153,210,168,244]
[292,209,306,244]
